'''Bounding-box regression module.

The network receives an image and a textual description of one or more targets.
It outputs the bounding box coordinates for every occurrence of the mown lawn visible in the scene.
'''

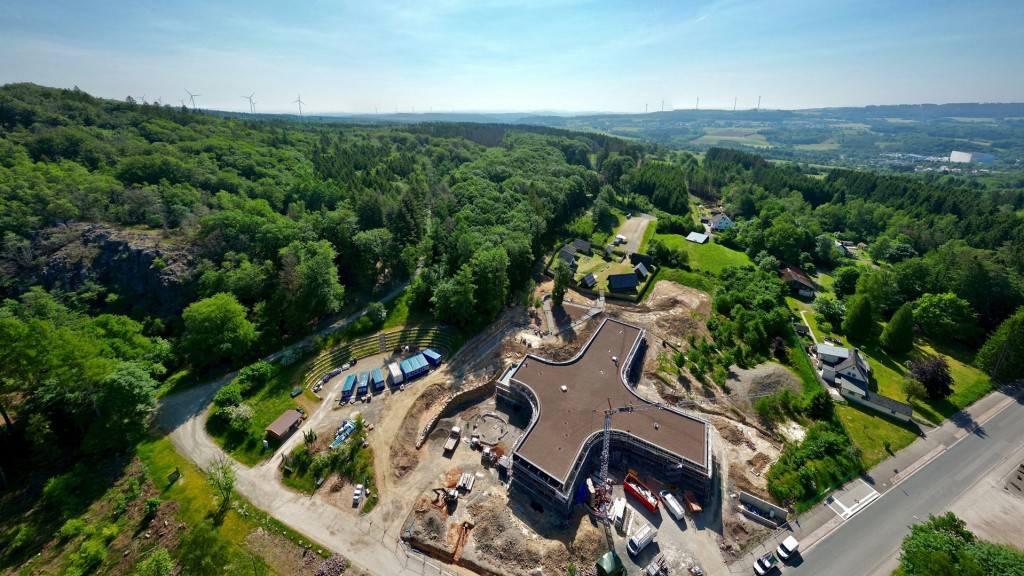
[837,403,920,469]
[573,254,636,291]
[639,218,657,253]
[207,361,317,466]
[853,339,992,425]
[655,234,752,274]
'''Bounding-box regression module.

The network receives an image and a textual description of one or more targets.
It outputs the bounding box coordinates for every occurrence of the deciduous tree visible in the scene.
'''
[180,293,258,367]
[909,356,954,400]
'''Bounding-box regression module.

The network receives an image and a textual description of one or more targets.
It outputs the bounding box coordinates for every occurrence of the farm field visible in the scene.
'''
[655,233,752,274]
[691,127,770,148]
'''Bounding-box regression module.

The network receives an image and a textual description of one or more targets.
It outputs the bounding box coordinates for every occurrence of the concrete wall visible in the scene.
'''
[739,491,788,527]
[415,378,497,449]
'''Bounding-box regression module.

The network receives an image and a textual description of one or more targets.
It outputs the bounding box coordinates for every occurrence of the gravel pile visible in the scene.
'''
[313,554,348,576]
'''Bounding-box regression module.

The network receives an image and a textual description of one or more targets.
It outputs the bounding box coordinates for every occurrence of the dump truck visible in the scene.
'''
[444,426,462,452]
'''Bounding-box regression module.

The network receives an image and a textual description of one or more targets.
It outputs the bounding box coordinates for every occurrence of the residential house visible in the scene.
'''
[710,213,735,231]
[557,247,577,269]
[780,264,815,297]
[629,253,654,267]
[816,343,913,421]
[607,273,639,292]
[634,262,650,280]
[582,273,597,289]
[572,238,592,254]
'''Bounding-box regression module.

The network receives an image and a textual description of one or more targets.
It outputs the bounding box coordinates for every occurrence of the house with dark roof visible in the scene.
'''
[793,323,810,336]
[604,245,615,259]
[582,273,597,289]
[557,247,577,269]
[839,382,913,422]
[629,253,653,267]
[607,273,639,292]
[572,238,591,254]
[780,264,815,297]
[634,262,650,280]
[710,213,734,231]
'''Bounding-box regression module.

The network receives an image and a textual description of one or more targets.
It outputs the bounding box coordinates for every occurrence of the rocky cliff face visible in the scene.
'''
[10,224,195,315]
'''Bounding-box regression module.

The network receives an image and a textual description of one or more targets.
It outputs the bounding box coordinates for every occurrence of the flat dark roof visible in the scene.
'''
[511,318,707,483]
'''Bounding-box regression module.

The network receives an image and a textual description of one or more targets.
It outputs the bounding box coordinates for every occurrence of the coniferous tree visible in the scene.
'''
[881,302,915,353]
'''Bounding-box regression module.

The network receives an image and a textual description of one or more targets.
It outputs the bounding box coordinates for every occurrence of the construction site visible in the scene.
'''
[293,280,798,576]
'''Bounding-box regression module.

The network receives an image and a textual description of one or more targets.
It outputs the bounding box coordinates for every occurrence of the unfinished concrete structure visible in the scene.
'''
[497,317,712,516]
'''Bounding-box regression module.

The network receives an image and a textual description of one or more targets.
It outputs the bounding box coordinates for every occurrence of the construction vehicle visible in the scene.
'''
[595,390,776,524]
[433,487,459,505]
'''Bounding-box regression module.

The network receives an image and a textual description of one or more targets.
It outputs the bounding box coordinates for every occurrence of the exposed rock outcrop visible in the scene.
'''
[4,223,195,314]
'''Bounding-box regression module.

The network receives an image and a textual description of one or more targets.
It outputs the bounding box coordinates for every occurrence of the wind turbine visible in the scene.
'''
[185,90,200,110]
[135,94,147,105]
[292,94,305,116]
[155,96,163,105]
[242,92,256,114]
[177,99,186,108]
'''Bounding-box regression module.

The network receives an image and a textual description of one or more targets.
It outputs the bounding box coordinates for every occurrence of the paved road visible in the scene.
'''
[782,388,1024,576]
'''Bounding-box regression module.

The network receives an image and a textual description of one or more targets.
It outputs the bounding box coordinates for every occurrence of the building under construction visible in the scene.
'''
[497,317,712,516]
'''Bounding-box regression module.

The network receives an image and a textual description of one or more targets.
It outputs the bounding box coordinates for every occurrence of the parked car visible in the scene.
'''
[753,552,778,575]
[353,484,363,506]
[776,536,800,561]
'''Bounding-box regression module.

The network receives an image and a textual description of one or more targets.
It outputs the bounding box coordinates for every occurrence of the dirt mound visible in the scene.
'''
[443,466,463,489]
[389,381,450,479]
[748,453,770,472]
[718,421,746,445]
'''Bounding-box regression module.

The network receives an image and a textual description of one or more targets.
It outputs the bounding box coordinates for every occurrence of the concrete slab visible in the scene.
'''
[825,478,879,520]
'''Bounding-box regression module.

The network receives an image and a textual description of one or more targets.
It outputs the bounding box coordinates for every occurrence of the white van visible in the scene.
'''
[627,524,656,556]
[659,490,685,522]
[776,535,800,560]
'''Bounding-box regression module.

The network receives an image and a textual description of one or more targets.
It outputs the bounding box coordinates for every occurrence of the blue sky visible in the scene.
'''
[1,0,1022,114]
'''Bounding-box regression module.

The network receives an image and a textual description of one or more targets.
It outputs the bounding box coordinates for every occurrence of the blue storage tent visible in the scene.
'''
[357,371,370,395]
[422,349,442,366]
[371,368,385,392]
[340,374,357,400]
[400,353,430,380]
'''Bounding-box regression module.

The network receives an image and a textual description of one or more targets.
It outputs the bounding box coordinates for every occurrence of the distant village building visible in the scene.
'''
[634,262,650,280]
[582,273,598,289]
[949,150,995,164]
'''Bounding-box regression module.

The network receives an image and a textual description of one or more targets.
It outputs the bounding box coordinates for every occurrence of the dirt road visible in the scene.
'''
[615,213,656,254]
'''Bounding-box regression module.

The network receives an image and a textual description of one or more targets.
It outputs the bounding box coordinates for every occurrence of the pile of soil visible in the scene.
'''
[718,421,746,445]
[748,453,771,473]
[389,382,450,479]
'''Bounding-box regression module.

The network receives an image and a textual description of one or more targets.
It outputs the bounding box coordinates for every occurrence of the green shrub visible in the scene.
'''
[213,383,242,408]
[144,498,161,518]
[58,518,86,541]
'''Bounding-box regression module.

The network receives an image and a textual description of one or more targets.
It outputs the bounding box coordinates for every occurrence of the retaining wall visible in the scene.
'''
[738,490,788,527]
[415,378,497,449]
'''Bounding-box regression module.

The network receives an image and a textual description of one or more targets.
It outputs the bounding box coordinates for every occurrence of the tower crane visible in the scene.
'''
[593,390,777,523]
